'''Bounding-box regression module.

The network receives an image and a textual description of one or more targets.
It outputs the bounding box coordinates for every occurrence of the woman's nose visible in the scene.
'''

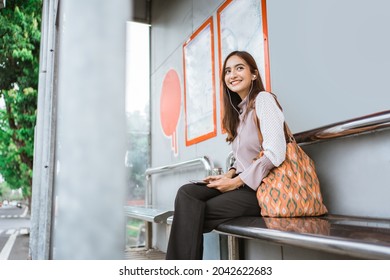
[230,69,237,78]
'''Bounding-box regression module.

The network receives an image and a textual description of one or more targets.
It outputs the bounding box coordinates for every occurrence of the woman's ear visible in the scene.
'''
[252,70,259,80]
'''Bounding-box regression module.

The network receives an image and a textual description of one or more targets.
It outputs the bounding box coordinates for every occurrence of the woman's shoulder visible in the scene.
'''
[255,91,283,115]
[255,91,277,104]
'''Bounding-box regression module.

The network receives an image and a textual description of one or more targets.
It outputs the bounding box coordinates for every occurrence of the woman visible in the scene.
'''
[166,51,286,259]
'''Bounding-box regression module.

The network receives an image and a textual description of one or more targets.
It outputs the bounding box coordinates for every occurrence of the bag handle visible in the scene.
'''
[253,93,295,151]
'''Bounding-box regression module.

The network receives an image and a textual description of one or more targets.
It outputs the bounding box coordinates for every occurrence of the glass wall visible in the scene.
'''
[125,21,150,248]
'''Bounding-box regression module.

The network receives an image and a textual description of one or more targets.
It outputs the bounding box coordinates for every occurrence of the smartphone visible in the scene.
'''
[189,180,208,186]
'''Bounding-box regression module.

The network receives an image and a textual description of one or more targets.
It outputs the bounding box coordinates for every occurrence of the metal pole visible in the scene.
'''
[30,0,59,260]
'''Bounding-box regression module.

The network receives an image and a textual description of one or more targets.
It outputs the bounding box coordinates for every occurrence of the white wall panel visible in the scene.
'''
[267,0,390,132]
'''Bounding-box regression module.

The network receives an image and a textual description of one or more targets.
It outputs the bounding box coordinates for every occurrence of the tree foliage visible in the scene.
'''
[126,111,150,201]
[0,0,42,199]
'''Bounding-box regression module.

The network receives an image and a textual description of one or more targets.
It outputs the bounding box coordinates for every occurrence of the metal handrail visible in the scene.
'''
[144,156,214,206]
[294,110,390,145]
[226,151,234,173]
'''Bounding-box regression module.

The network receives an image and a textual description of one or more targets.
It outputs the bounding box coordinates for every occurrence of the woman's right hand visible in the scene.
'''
[203,175,225,183]
[205,175,244,193]
[203,167,236,183]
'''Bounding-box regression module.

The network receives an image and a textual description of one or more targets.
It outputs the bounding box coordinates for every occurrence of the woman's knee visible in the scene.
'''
[176,183,220,201]
[174,184,199,204]
[176,183,195,196]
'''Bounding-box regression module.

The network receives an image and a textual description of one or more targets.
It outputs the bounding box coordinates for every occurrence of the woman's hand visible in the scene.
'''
[203,167,235,183]
[204,175,244,193]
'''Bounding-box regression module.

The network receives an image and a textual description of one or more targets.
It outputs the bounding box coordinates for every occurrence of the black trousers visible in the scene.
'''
[165,183,261,260]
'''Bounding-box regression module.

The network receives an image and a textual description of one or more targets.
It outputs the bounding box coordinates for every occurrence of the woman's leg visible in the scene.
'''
[203,185,260,232]
[166,183,221,260]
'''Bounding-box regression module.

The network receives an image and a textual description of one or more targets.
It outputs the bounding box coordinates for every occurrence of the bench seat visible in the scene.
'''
[215,214,390,259]
[124,206,174,223]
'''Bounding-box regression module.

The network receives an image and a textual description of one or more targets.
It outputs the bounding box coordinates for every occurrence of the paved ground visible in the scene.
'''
[8,232,30,260]
[0,205,30,260]
[1,205,167,260]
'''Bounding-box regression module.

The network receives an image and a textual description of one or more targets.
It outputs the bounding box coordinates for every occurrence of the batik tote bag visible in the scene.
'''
[254,96,328,217]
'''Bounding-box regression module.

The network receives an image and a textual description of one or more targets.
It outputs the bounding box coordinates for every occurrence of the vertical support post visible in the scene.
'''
[51,0,131,259]
[145,174,153,249]
[145,174,152,206]
[30,0,59,260]
[228,235,240,260]
[145,222,153,250]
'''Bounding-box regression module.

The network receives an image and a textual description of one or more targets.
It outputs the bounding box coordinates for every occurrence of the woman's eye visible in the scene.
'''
[225,69,231,74]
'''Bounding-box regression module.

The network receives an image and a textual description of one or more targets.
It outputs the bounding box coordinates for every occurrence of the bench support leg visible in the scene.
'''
[145,222,153,250]
[228,236,240,260]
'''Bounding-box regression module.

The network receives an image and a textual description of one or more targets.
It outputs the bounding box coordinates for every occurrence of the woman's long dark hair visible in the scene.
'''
[221,51,266,143]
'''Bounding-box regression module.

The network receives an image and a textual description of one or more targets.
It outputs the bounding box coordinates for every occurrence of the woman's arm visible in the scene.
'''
[256,93,286,166]
[238,93,286,190]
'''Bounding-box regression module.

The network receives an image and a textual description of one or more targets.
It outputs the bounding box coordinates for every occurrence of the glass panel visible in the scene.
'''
[125,21,150,248]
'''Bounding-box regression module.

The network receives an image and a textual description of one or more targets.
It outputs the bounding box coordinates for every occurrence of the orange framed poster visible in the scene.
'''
[183,17,217,146]
[217,0,270,131]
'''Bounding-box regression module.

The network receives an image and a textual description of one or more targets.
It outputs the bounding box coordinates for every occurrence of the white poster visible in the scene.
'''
[183,17,217,146]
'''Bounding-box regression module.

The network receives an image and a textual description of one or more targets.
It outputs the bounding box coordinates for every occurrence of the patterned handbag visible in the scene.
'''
[254,96,328,217]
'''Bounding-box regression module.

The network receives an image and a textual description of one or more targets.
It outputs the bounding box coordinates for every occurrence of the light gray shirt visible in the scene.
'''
[232,91,286,191]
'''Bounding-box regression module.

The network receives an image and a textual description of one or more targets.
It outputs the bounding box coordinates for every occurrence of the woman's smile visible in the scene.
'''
[230,78,242,85]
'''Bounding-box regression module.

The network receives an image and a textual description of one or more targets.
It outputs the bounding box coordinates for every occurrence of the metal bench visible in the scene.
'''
[215,215,390,259]
[125,156,214,249]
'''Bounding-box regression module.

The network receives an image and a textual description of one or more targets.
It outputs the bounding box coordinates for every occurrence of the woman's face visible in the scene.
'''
[224,55,254,100]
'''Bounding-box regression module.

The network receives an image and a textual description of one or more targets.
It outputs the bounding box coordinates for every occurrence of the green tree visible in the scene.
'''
[126,110,150,201]
[0,1,42,203]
